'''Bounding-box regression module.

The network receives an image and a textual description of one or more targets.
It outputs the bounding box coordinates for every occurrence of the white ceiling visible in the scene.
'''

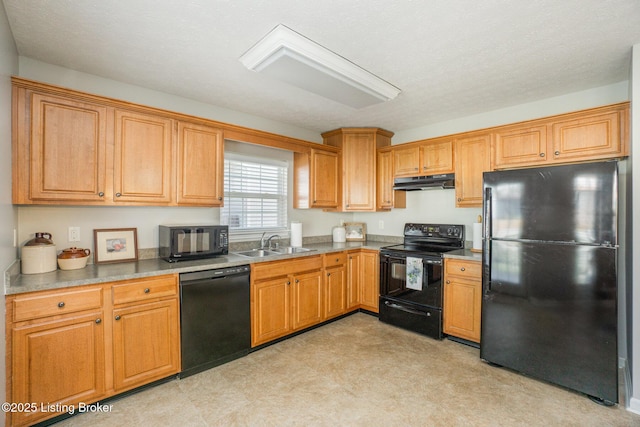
[3,0,640,135]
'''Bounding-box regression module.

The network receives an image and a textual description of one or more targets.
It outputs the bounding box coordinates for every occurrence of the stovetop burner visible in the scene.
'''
[381,223,465,255]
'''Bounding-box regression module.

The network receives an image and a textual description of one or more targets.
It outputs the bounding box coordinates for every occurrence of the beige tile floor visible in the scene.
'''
[55,313,640,427]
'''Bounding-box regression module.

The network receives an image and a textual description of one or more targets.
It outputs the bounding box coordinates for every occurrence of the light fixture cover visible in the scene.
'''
[240,24,401,108]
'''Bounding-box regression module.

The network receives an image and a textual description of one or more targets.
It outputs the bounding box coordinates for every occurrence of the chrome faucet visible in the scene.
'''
[265,234,281,250]
[260,233,281,250]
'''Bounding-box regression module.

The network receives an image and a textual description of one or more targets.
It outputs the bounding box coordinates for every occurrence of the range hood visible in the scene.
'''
[393,173,455,191]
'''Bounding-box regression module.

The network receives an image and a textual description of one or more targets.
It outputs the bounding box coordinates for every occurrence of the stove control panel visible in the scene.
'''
[404,223,464,240]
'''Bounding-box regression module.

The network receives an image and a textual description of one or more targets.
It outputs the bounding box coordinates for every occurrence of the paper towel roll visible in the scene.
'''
[290,222,303,247]
[472,222,483,252]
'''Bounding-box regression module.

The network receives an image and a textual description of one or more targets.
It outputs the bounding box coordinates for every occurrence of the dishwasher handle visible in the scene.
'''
[180,265,250,283]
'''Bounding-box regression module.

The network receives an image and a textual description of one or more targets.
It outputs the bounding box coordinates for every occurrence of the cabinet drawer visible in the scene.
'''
[252,255,323,280]
[323,251,347,268]
[445,259,481,281]
[12,286,103,322]
[112,274,178,305]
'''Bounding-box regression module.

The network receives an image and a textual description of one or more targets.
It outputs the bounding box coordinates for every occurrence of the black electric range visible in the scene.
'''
[379,223,465,339]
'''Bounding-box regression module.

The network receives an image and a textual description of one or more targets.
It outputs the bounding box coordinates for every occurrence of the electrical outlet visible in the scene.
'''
[68,227,80,242]
[378,220,384,230]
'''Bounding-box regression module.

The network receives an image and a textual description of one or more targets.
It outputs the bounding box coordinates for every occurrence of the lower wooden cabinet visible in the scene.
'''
[324,253,348,320]
[5,274,180,427]
[112,299,180,392]
[251,255,324,347]
[10,310,106,427]
[359,250,380,313]
[443,259,482,343]
[251,249,380,347]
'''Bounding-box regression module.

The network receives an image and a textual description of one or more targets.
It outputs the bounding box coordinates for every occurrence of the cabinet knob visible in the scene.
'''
[554,151,560,155]
[218,197,223,201]
[327,272,331,277]
[144,288,150,294]
[115,315,121,321]
[446,280,450,284]
[460,267,465,271]
[115,192,122,197]
[286,281,291,285]
[336,258,340,262]
[539,153,545,157]
[414,167,419,170]
[457,198,462,202]
[95,318,102,324]
[98,192,104,197]
[58,302,65,308]
[295,279,299,283]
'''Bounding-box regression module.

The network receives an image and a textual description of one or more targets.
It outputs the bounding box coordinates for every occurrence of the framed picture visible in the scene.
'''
[93,228,138,264]
[344,222,366,242]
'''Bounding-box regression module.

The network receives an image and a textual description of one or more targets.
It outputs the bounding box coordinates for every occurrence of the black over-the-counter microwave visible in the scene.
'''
[159,225,228,262]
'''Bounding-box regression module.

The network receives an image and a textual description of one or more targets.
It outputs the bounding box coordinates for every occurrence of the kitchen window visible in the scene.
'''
[221,153,288,238]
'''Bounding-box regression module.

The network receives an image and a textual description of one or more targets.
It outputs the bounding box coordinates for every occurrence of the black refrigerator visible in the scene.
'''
[481,161,618,404]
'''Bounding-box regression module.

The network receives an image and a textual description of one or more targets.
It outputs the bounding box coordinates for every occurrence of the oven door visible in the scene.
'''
[379,252,443,308]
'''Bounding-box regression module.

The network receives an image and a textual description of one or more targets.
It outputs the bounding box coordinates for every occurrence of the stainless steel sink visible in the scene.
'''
[272,246,315,254]
[235,249,279,258]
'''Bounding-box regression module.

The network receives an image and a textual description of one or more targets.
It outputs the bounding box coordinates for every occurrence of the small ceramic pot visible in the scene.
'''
[57,247,91,270]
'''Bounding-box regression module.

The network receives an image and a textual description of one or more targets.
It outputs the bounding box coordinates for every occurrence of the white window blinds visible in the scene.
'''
[221,153,288,232]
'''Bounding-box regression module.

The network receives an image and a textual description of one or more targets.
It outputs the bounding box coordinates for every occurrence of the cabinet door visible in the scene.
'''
[360,251,380,313]
[343,133,375,211]
[251,277,291,347]
[114,109,174,204]
[291,270,323,331]
[377,150,394,210]
[176,121,224,206]
[443,278,481,343]
[454,134,491,207]
[393,145,420,177]
[552,110,624,162]
[325,265,347,319]
[493,125,550,169]
[347,252,361,310]
[311,150,340,208]
[420,140,454,175]
[29,93,109,202]
[112,299,180,392]
[11,312,106,426]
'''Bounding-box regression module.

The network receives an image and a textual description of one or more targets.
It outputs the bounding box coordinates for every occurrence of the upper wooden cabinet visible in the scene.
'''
[113,109,174,204]
[176,121,224,206]
[493,103,629,169]
[322,128,393,212]
[393,138,454,178]
[454,133,491,207]
[293,147,340,209]
[12,79,225,207]
[18,92,111,203]
[376,148,406,210]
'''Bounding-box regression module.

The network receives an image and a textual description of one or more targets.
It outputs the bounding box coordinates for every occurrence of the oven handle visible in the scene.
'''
[384,301,431,317]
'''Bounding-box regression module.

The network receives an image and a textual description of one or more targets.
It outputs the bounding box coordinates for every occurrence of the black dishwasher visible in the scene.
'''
[179,265,250,378]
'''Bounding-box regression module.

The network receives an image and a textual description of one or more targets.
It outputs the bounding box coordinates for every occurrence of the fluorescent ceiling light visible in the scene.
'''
[240,24,401,109]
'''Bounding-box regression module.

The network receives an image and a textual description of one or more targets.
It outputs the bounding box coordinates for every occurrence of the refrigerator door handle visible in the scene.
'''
[484,187,492,292]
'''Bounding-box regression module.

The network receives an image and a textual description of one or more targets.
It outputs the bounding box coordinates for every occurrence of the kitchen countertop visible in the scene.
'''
[443,248,483,262]
[7,241,390,296]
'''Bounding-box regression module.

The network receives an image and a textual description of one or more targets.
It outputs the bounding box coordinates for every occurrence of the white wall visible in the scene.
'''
[1,1,19,422]
[393,82,630,144]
